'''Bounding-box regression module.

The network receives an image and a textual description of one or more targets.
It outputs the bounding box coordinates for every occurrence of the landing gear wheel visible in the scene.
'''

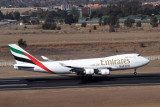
[134,72,137,75]
[134,69,137,75]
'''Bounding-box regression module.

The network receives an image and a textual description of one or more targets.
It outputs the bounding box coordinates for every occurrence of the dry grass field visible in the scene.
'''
[0,24,160,46]
[0,86,160,107]
[0,24,160,107]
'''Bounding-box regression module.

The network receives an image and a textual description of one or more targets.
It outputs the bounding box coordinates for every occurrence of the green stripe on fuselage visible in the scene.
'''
[8,45,25,55]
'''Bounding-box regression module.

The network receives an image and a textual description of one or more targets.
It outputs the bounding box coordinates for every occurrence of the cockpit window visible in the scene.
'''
[138,54,141,56]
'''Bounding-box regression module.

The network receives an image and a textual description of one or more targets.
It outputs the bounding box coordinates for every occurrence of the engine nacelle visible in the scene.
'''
[84,69,94,75]
[98,69,110,75]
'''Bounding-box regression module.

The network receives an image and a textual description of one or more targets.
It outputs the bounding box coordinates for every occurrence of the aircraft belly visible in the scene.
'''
[52,67,71,74]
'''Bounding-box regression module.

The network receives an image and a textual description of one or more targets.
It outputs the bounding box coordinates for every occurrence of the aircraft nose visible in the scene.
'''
[144,57,150,65]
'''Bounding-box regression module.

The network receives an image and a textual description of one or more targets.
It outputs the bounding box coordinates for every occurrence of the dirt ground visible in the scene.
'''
[0,86,160,107]
[0,24,160,46]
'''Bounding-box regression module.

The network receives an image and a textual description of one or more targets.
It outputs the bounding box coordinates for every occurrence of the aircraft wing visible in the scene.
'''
[41,56,56,61]
[59,63,112,70]
[59,63,84,69]
[59,62,113,75]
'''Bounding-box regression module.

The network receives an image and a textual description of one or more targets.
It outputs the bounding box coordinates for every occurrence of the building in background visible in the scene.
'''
[61,4,72,14]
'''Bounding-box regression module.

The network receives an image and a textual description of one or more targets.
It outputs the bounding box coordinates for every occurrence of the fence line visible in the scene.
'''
[145,55,160,60]
[0,62,15,67]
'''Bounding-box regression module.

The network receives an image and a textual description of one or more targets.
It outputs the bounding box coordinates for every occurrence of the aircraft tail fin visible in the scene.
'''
[8,44,53,73]
[8,44,39,65]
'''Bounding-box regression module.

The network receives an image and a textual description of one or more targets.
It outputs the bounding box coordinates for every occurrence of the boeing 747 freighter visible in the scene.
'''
[8,44,150,77]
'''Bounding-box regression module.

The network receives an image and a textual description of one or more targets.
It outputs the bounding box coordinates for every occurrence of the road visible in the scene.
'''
[1,73,160,91]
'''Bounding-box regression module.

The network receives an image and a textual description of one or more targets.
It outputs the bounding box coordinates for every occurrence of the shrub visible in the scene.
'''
[24,26,27,29]
[109,26,115,32]
[42,23,57,30]
[140,42,146,48]
[22,18,30,24]
[31,20,40,25]
[93,26,97,30]
[57,26,61,30]
[89,29,91,32]
[124,18,135,27]
[81,22,87,27]
[136,21,141,27]
[50,23,57,30]
[152,22,158,27]
[18,39,27,48]
[42,23,51,29]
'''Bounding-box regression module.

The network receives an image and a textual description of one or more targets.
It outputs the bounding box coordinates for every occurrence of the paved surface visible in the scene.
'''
[1,73,160,91]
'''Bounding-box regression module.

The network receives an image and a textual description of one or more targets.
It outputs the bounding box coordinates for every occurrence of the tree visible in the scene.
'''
[70,7,79,18]
[93,26,97,30]
[65,14,75,25]
[124,18,135,27]
[45,18,55,23]
[18,39,27,48]
[57,10,67,18]
[150,16,158,27]
[13,11,20,20]
[102,0,142,18]
[136,21,142,27]
[0,11,4,21]
[153,5,160,15]
[142,4,154,16]
[104,15,118,26]
[46,11,57,19]
[99,18,102,26]
[5,12,14,20]
[103,15,118,32]
[91,11,97,18]
[30,12,37,17]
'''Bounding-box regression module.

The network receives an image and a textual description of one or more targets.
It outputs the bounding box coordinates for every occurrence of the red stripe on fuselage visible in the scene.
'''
[23,52,52,73]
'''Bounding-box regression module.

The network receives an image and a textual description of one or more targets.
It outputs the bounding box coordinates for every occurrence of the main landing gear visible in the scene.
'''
[77,73,93,80]
[134,69,137,75]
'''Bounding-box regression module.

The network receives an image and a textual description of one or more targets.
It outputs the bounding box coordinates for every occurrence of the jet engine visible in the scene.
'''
[84,69,94,75]
[98,69,110,75]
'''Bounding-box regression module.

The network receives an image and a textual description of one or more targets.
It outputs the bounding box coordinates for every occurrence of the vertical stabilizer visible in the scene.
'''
[8,44,52,73]
[8,44,38,64]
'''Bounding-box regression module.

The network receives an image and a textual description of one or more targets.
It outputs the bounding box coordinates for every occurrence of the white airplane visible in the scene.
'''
[8,44,150,77]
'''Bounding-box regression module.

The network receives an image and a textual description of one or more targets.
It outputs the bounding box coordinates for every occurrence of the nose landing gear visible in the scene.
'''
[134,69,137,75]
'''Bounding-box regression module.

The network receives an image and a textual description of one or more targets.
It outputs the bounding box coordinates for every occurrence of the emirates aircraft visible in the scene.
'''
[8,44,150,77]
